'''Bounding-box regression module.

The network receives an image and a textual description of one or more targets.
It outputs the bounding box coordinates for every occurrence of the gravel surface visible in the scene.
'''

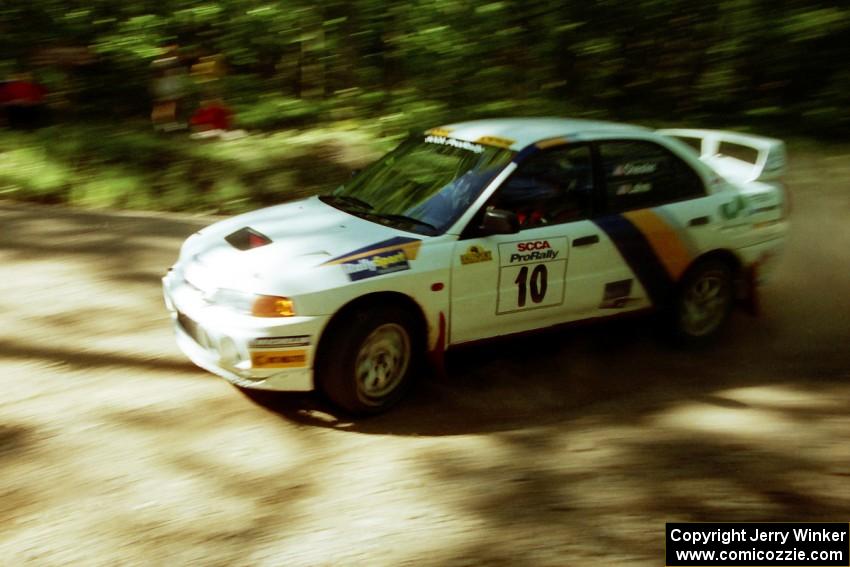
[1,148,849,566]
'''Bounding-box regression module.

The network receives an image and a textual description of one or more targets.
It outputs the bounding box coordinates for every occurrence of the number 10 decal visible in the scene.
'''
[514,264,548,307]
[497,237,567,314]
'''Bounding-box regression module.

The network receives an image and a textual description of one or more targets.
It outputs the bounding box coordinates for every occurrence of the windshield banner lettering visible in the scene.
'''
[424,135,484,154]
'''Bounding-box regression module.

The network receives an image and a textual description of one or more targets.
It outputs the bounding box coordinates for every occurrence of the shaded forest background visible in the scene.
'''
[0,0,848,212]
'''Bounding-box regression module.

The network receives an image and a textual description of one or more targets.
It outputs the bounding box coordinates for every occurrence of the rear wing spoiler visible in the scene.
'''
[658,128,786,184]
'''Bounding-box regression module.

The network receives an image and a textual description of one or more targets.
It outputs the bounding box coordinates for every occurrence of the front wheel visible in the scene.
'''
[317,304,420,415]
[670,260,734,345]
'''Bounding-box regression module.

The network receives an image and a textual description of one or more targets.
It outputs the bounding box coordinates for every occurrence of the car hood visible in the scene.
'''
[178,196,422,294]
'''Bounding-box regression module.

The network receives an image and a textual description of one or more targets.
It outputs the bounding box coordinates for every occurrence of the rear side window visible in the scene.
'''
[599,140,705,213]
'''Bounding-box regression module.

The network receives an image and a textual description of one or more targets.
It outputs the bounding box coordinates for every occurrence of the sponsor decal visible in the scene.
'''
[460,245,493,265]
[424,135,484,154]
[720,194,750,219]
[600,279,635,309]
[342,249,409,281]
[250,335,311,348]
[323,236,422,282]
[251,350,307,368]
[509,239,559,264]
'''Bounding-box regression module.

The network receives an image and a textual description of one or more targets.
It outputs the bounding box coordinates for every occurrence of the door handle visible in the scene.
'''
[688,216,710,227]
[573,234,599,247]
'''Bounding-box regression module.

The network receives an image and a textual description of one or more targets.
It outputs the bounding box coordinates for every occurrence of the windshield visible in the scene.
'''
[325,135,515,235]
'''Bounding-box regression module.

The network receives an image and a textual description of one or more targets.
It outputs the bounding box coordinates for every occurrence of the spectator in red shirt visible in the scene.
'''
[190,99,233,138]
[1,73,48,130]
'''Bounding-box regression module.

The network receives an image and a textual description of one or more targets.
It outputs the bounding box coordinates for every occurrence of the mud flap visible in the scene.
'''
[739,264,760,316]
[426,312,448,379]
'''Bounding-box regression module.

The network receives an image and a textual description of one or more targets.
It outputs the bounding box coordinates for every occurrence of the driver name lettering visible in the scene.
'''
[613,162,657,176]
[424,135,484,154]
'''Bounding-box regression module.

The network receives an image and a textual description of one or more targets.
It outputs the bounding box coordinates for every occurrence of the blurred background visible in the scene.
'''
[2,5,850,564]
[0,0,847,213]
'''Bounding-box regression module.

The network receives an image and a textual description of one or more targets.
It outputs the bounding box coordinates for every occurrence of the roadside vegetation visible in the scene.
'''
[0,124,387,214]
[1,1,848,213]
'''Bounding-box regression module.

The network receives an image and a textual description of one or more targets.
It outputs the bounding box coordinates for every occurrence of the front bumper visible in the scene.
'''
[163,270,328,391]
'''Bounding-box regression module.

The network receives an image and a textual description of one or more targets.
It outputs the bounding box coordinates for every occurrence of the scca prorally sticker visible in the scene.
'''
[323,236,422,282]
[460,244,493,265]
[505,239,560,264]
[496,237,567,314]
[250,335,311,348]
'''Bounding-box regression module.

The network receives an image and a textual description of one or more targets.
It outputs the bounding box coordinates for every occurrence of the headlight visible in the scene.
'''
[210,289,296,317]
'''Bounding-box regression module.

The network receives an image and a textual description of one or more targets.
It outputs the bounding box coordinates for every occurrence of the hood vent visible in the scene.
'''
[225,227,272,250]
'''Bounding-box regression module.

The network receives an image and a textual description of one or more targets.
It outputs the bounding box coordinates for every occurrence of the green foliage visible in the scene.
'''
[0,0,848,215]
[234,96,324,130]
[1,0,847,136]
[0,125,381,212]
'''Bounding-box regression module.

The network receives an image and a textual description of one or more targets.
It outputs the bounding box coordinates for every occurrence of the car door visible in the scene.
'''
[449,144,614,344]
[591,139,722,309]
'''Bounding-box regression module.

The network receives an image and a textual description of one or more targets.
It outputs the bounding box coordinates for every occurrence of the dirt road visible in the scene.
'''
[1,147,849,566]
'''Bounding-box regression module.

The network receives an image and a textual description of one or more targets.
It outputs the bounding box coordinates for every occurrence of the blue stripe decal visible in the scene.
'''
[593,214,674,306]
[511,145,539,164]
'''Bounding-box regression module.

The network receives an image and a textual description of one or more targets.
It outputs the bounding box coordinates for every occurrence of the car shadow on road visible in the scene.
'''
[242,310,847,436]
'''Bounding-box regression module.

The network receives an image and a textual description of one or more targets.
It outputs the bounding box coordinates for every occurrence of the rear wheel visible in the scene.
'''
[670,260,734,345]
[317,304,420,415]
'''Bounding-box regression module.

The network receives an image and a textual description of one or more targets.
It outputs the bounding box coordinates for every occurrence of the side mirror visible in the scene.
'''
[479,207,519,235]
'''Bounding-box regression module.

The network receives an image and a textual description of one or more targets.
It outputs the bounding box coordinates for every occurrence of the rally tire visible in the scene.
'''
[316,304,421,416]
[669,259,735,346]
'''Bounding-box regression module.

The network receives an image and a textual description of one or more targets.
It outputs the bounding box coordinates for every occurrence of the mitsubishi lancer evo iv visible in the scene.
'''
[163,118,789,414]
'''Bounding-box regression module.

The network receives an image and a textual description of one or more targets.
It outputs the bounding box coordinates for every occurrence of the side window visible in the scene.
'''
[599,141,705,213]
[491,145,594,229]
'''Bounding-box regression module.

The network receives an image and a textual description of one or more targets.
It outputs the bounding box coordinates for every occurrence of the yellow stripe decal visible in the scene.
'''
[623,209,692,280]
[475,135,515,149]
[425,127,452,137]
[399,240,422,260]
[535,137,569,149]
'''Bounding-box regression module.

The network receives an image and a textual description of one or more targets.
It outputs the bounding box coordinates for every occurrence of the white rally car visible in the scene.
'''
[163,118,788,414]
